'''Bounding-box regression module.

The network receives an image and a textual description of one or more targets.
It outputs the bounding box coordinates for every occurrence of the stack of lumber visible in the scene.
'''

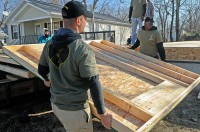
[3,40,200,132]
[0,49,38,102]
[0,49,35,79]
[164,41,200,62]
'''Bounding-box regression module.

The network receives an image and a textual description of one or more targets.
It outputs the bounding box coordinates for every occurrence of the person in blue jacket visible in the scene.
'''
[38,28,51,44]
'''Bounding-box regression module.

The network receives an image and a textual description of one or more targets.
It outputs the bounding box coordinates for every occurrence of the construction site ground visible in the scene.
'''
[0,85,199,132]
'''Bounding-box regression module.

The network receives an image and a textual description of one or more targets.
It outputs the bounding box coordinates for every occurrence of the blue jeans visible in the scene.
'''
[131,17,143,45]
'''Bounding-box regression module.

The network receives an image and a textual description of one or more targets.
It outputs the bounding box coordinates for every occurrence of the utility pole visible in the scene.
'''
[175,0,180,41]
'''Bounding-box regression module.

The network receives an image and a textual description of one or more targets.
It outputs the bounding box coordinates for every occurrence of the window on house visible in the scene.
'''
[11,25,18,39]
[44,21,61,34]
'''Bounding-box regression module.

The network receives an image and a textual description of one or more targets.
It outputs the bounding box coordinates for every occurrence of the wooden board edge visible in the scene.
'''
[136,76,200,132]
[103,88,153,122]
[89,101,138,132]
[0,64,35,78]
[2,47,43,79]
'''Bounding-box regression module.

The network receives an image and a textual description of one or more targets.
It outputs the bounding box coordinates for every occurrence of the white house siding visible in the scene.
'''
[23,21,35,35]
[15,5,49,22]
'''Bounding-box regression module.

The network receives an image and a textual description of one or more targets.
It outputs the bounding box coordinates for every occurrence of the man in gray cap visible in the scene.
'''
[38,1,112,131]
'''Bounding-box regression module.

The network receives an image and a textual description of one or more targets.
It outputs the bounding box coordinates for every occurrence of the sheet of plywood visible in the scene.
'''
[164,41,200,62]
[3,42,200,132]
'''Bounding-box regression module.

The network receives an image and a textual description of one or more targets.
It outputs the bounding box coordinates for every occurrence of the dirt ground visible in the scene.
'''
[0,85,200,132]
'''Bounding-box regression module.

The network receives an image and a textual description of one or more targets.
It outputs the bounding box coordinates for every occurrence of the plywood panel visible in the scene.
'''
[165,47,200,61]
[164,41,200,62]
[97,59,156,99]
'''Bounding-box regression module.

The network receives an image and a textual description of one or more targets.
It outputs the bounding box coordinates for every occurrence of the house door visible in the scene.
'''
[35,24,41,35]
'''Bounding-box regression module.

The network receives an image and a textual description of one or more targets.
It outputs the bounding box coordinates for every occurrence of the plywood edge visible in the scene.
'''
[103,88,153,122]
[89,101,138,132]
[100,40,199,79]
[136,77,200,132]
[0,64,35,78]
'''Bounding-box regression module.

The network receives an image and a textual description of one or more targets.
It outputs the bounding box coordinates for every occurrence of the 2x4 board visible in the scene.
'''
[3,40,200,132]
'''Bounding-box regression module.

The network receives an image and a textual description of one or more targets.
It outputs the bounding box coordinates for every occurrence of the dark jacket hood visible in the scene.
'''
[52,28,81,50]
[49,28,81,67]
[142,26,157,31]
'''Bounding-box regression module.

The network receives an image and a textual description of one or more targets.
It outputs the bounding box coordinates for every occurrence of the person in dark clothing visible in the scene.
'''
[38,1,112,131]
[130,17,166,61]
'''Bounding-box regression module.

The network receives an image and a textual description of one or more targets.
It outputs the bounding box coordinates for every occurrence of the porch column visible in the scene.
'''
[18,22,21,44]
[50,17,53,36]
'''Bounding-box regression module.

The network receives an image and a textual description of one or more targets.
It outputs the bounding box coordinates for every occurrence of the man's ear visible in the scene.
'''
[75,17,81,26]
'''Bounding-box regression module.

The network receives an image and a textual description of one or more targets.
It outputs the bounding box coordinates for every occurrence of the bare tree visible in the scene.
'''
[170,0,175,41]
[0,0,20,27]
[175,0,180,41]
[154,0,170,42]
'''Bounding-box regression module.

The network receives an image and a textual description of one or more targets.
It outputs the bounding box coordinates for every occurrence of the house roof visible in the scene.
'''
[27,0,62,14]
[27,0,125,23]
[4,0,129,26]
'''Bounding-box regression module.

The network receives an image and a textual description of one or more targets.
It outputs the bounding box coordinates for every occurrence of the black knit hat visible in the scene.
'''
[62,1,92,19]
[145,17,154,23]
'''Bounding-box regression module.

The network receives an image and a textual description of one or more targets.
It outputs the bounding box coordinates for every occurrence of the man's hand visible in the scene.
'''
[129,18,131,23]
[99,112,112,129]
[44,80,51,87]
